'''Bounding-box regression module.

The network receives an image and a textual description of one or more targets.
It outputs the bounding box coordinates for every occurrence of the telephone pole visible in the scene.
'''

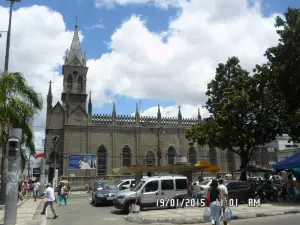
[4,0,21,72]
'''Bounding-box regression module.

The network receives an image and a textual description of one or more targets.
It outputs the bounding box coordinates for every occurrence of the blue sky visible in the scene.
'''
[1,0,297,117]
[0,0,298,148]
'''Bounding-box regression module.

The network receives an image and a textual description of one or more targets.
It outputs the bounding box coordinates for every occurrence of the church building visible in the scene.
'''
[44,21,237,181]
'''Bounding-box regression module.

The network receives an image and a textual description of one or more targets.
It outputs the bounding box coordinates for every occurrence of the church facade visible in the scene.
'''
[44,22,238,180]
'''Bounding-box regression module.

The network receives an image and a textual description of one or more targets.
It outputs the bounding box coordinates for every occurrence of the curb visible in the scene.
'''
[125,209,300,224]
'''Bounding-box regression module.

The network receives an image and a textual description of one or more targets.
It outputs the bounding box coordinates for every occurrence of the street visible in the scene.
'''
[45,195,300,225]
[46,195,132,225]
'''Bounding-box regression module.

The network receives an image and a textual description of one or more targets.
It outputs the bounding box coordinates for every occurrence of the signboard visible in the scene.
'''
[33,168,40,175]
[68,154,97,170]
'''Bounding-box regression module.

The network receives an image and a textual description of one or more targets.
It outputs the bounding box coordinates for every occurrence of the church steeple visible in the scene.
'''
[47,80,53,112]
[65,16,84,66]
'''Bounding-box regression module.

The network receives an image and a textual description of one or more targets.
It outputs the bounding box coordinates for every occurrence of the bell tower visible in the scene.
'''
[61,17,88,111]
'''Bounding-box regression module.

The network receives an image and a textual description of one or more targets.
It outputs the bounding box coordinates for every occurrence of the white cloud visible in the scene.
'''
[88,0,280,107]
[94,0,180,9]
[85,20,105,30]
[138,104,210,119]
[0,5,108,150]
[1,1,283,150]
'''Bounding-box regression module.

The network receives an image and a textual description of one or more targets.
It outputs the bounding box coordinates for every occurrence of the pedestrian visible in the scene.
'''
[86,181,90,193]
[207,179,221,225]
[41,183,58,219]
[33,180,40,202]
[218,179,229,225]
[59,182,67,206]
[287,174,295,200]
[67,181,71,196]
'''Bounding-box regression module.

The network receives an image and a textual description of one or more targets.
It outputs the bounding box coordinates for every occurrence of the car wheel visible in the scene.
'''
[125,201,135,214]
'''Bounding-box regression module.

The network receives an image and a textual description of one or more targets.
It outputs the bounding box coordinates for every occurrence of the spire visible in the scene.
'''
[157,104,161,119]
[178,105,182,119]
[48,80,52,95]
[112,101,116,124]
[135,103,139,115]
[47,80,53,111]
[198,107,202,122]
[89,90,92,104]
[66,16,84,66]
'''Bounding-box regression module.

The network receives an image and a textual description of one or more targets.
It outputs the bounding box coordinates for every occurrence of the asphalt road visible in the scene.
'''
[46,195,300,225]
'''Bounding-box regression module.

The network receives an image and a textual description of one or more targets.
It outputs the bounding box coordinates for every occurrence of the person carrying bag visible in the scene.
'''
[206,179,222,225]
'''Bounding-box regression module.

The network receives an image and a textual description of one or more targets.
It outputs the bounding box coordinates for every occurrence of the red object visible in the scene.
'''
[205,194,210,206]
[34,153,45,159]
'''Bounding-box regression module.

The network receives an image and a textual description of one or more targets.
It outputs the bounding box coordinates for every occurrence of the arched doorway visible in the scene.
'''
[167,146,176,165]
[188,147,197,165]
[122,145,131,167]
[97,145,107,176]
[227,150,236,171]
[145,151,155,166]
[209,147,217,165]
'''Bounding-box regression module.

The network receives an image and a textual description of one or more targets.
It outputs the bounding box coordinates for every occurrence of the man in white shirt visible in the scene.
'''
[33,180,40,202]
[80,158,91,169]
[41,183,58,219]
[218,179,229,225]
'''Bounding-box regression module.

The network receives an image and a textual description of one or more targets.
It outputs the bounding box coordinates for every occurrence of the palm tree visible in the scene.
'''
[0,72,43,204]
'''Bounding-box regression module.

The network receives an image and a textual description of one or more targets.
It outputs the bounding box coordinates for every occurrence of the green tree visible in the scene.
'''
[186,57,282,180]
[263,8,300,142]
[0,72,43,204]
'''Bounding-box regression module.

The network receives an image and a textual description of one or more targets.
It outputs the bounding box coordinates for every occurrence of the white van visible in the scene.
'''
[113,175,188,213]
[116,179,135,190]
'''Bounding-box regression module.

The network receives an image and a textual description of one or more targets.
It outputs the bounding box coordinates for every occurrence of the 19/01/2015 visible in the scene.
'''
[156,198,206,207]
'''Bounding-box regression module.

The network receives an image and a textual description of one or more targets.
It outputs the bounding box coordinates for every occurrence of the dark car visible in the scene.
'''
[91,182,119,206]
[197,180,255,203]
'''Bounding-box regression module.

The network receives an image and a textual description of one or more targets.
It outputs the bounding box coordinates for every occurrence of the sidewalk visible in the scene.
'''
[126,203,300,224]
[0,198,45,225]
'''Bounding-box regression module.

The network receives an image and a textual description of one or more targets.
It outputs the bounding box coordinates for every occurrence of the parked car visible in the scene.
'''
[91,181,119,206]
[116,179,135,190]
[113,175,189,213]
[196,180,255,203]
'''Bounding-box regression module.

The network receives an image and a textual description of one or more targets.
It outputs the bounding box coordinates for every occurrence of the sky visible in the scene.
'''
[0,0,298,153]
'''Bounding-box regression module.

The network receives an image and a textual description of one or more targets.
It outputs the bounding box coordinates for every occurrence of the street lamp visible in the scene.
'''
[3,0,21,72]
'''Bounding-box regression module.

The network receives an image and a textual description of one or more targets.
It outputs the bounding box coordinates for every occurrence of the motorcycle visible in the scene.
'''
[254,181,279,202]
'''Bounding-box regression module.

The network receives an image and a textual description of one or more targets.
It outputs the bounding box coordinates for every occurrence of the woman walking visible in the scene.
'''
[59,182,68,206]
[207,179,222,225]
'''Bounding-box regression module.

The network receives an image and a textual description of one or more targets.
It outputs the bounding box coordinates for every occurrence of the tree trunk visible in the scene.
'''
[239,151,249,181]
[0,155,8,205]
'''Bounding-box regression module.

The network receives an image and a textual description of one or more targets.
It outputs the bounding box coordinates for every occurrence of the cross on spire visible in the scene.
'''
[75,16,78,29]
[49,80,52,85]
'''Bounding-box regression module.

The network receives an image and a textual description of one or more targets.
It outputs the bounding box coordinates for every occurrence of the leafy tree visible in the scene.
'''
[0,72,43,204]
[263,8,300,142]
[186,57,282,180]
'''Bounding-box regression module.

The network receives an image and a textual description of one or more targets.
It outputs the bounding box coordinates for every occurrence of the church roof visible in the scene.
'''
[65,17,84,66]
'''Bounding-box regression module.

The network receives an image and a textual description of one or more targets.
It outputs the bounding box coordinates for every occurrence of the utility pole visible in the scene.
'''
[4,0,21,72]
[27,151,30,180]
[52,137,58,189]
[4,128,22,225]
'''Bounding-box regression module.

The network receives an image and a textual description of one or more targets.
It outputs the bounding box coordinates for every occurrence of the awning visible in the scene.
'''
[112,164,219,175]
[273,152,300,171]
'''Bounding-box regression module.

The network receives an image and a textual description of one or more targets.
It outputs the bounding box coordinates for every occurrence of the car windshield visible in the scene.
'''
[95,182,118,190]
[199,180,211,185]
[131,180,145,192]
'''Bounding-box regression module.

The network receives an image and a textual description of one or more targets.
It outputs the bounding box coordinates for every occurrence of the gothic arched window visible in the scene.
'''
[227,150,235,171]
[145,151,155,166]
[188,146,197,165]
[97,145,107,176]
[78,76,83,92]
[209,147,217,165]
[67,75,73,90]
[122,145,131,167]
[167,146,176,165]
